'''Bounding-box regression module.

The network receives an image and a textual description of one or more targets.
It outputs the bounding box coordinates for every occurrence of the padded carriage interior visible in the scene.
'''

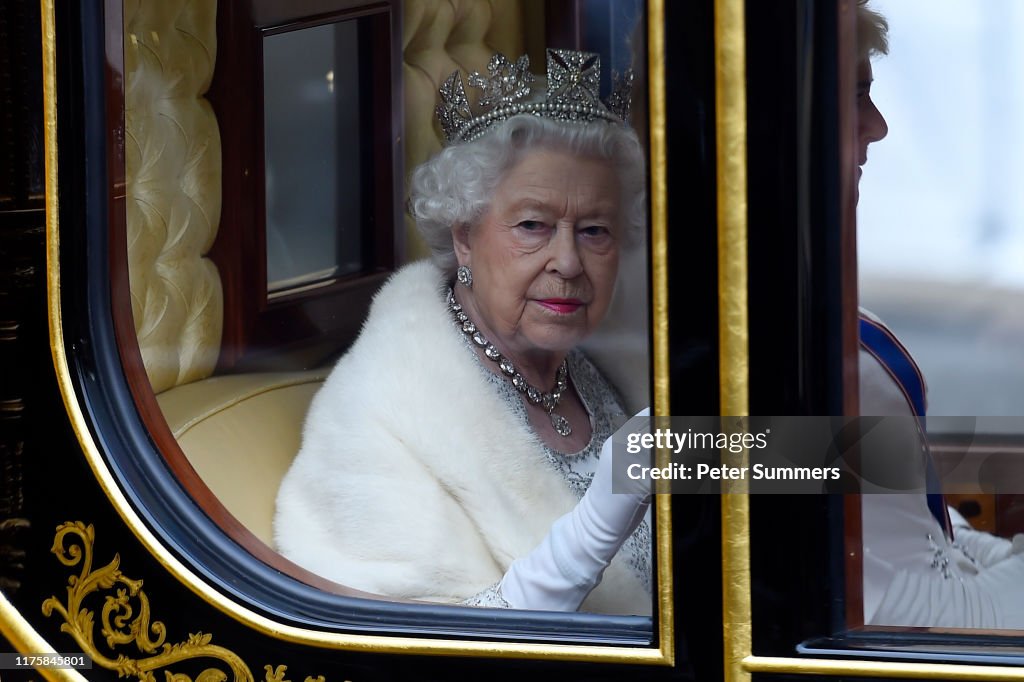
[155,371,327,546]
[125,1,537,547]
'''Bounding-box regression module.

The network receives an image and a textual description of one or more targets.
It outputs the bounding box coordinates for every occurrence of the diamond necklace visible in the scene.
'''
[446,288,572,437]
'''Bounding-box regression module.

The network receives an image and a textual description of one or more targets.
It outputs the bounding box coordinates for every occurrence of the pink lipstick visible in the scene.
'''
[536,298,583,314]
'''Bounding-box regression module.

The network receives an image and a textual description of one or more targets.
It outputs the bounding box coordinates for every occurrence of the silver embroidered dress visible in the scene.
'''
[462,340,653,608]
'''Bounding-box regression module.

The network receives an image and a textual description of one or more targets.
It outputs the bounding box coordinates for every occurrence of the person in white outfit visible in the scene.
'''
[856,0,1024,628]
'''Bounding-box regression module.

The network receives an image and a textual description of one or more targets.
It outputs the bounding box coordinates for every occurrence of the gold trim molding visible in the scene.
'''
[648,0,670,422]
[713,0,751,682]
[39,0,673,665]
[647,0,676,663]
[711,0,1024,680]
[0,591,87,682]
[744,655,1024,680]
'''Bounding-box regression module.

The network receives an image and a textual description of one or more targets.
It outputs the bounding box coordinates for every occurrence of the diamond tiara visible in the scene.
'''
[435,48,634,145]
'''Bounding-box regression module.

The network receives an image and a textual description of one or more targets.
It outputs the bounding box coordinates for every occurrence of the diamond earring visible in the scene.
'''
[456,265,473,288]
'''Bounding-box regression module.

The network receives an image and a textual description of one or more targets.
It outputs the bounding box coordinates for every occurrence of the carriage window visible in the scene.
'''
[858,0,1024,426]
[855,0,1024,632]
[263,21,364,293]
[88,0,669,657]
[205,5,398,373]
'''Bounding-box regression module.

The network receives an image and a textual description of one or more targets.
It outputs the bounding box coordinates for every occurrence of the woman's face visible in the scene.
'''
[453,148,622,362]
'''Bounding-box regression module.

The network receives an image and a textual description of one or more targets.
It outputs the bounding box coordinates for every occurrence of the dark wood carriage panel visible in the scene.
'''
[207,0,402,374]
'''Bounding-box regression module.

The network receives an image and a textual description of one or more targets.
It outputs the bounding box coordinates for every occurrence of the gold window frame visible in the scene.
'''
[717,0,1024,679]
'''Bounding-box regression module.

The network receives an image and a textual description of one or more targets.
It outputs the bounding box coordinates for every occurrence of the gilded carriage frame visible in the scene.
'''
[4,0,1024,680]
[11,0,675,672]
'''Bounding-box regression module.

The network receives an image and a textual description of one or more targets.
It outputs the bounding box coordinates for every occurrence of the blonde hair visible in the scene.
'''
[857,0,889,60]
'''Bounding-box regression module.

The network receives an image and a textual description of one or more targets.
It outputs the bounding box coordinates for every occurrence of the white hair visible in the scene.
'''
[857,0,889,61]
[409,115,647,276]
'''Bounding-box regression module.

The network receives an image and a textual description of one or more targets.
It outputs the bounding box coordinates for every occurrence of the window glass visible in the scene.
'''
[855,0,1024,633]
[113,0,663,645]
[263,21,364,292]
[858,0,1024,422]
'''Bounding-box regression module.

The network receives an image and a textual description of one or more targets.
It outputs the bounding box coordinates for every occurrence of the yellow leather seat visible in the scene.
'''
[156,370,328,546]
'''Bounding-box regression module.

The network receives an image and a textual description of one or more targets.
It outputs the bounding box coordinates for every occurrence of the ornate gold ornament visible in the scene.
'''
[41,522,332,682]
[264,665,331,682]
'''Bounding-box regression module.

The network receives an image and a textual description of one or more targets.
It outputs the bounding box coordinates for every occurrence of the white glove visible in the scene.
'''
[947,505,1024,568]
[870,550,1024,629]
[499,409,653,611]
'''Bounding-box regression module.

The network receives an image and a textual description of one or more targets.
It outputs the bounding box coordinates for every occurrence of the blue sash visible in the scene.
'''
[859,314,952,537]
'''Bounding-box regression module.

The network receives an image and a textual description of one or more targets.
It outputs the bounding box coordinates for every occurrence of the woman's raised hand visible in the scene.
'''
[499,408,653,611]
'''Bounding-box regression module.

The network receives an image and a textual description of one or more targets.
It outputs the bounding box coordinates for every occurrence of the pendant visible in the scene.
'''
[550,412,572,437]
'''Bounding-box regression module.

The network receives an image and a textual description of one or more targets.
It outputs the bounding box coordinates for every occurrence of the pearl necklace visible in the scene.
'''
[446,289,572,437]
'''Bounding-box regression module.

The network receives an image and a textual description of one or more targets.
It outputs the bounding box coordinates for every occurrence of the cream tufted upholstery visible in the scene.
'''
[125,0,223,394]
[123,0,307,545]
[402,0,531,259]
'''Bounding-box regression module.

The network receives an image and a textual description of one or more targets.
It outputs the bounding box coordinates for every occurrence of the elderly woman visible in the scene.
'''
[274,50,651,615]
